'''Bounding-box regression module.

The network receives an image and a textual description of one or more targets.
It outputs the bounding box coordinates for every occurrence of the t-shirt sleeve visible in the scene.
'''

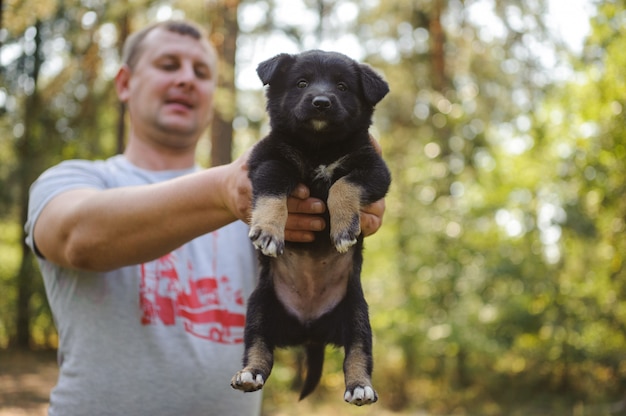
[24,160,110,257]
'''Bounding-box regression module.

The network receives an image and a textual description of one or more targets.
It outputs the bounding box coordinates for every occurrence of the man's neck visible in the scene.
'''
[123,136,197,171]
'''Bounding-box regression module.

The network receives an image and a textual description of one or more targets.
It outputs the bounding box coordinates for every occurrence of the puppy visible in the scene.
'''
[230,50,391,406]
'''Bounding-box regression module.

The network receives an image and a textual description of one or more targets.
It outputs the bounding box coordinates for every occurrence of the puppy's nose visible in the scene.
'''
[312,96,332,110]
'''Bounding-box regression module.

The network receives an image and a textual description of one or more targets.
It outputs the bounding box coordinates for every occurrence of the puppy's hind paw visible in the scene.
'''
[248,227,284,257]
[231,369,265,393]
[344,385,378,406]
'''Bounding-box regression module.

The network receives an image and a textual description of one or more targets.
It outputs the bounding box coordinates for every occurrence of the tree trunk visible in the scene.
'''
[14,20,44,350]
[116,13,130,154]
[208,0,240,166]
[0,0,4,48]
[429,0,447,92]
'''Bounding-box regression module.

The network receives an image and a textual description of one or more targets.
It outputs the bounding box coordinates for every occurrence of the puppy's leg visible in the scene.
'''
[248,195,288,257]
[327,177,362,253]
[231,338,274,392]
[342,279,377,405]
[231,286,274,392]
[343,341,377,405]
[248,156,299,257]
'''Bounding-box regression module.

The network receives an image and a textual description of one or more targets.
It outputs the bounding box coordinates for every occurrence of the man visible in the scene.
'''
[25,20,384,415]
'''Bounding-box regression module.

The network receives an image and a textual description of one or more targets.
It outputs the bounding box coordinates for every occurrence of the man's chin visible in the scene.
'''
[157,116,198,135]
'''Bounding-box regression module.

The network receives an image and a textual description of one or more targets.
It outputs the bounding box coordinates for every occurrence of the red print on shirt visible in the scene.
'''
[139,233,245,344]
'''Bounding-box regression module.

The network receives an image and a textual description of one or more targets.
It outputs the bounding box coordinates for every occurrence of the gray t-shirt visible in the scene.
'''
[25,155,262,416]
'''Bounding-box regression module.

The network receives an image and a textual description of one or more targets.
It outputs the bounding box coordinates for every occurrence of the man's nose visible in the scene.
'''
[176,63,196,86]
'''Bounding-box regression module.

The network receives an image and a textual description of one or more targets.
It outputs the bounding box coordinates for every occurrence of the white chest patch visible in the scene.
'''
[313,155,348,182]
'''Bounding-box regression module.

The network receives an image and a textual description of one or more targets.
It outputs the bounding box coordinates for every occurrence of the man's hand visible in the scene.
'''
[285,184,385,243]
[285,184,326,242]
[360,198,386,237]
[235,144,386,244]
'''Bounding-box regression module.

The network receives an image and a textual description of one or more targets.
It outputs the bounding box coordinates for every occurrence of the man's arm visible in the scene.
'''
[33,152,384,272]
[33,159,251,272]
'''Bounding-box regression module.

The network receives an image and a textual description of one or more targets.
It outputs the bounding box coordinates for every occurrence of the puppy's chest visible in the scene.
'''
[310,154,349,181]
[300,154,352,196]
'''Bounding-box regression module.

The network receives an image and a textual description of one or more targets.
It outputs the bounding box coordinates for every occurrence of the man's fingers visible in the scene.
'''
[360,198,386,237]
[290,183,310,200]
[286,214,325,232]
[287,195,325,215]
[284,186,326,242]
[284,214,326,243]
[369,134,383,155]
[282,182,385,242]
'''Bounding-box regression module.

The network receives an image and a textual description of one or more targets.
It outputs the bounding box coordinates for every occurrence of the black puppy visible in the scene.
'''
[230,50,391,406]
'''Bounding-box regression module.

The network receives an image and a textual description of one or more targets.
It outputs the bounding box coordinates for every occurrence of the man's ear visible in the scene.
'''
[115,64,132,103]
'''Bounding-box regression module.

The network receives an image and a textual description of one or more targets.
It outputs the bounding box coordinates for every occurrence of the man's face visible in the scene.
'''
[120,28,217,150]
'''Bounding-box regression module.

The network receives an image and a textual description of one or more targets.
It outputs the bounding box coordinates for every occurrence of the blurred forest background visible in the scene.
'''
[2,0,626,414]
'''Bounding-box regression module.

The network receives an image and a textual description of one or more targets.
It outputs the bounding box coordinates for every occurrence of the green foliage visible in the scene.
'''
[0,0,171,348]
[0,222,22,348]
[2,0,626,413]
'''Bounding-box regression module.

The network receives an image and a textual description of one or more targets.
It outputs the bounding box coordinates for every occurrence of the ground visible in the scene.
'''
[0,351,57,416]
[0,350,403,416]
[1,351,620,416]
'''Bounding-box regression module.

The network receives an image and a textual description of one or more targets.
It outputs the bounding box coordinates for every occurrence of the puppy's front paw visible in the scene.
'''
[332,230,358,253]
[231,369,266,393]
[249,226,284,257]
[331,214,360,253]
[327,178,362,253]
[249,196,288,257]
[344,385,378,406]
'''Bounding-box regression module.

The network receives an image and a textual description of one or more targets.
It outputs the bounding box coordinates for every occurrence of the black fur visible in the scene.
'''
[230,50,391,405]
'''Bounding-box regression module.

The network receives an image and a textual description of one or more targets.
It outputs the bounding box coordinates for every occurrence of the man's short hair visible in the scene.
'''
[121,20,209,69]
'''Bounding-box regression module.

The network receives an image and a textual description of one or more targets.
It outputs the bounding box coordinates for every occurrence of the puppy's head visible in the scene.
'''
[257,50,389,140]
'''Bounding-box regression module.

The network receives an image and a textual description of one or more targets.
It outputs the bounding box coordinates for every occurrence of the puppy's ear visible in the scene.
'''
[257,53,296,85]
[359,64,389,106]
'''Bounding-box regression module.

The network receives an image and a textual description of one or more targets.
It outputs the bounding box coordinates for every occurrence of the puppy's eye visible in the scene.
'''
[297,80,308,88]
[337,82,348,91]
